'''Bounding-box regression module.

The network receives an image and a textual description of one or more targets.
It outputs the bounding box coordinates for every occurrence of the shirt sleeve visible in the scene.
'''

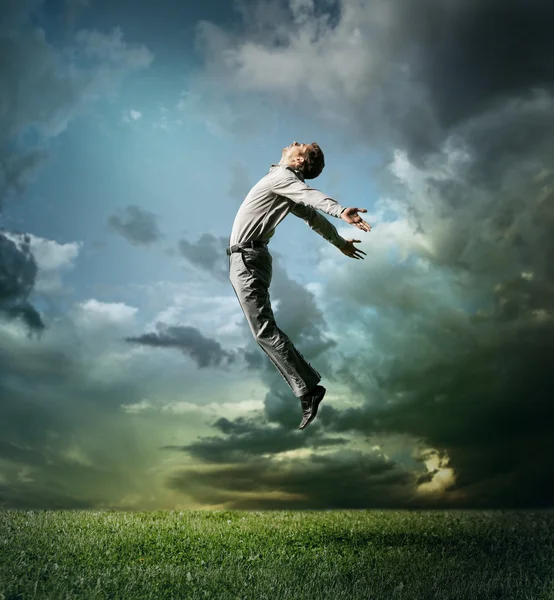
[270,171,346,218]
[290,202,347,249]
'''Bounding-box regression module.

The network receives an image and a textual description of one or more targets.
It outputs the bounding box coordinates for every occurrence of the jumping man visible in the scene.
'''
[227,141,371,430]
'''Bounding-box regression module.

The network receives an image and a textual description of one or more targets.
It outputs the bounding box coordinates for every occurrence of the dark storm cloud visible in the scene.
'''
[0,148,50,208]
[167,448,418,509]
[177,233,229,280]
[107,205,164,246]
[0,317,155,509]
[396,0,554,136]
[366,0,554,160]
[125,322,236,368]
[243,348,263,369]
[164,415,348,463]
[0,230,45,334]
[324,0,554,160]
[0,482,96,510]
[387,0,554,163]
[320,320,554,508]
[123,321,261,371]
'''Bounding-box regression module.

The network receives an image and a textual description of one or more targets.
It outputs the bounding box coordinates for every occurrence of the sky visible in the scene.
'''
[1,0,553,511]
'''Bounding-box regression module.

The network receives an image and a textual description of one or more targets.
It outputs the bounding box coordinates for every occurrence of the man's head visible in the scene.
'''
[280,141,325,179]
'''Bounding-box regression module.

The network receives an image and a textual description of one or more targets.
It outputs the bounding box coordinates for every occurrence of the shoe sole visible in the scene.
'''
[299,386,326,430]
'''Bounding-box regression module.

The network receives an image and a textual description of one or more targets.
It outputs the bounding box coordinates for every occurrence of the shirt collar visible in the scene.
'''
[270,163,305,182]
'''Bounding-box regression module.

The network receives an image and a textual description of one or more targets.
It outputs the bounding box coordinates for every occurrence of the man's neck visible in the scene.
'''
[279,161,300,172]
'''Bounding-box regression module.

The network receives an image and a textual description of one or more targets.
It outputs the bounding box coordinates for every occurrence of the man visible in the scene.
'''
[227,141,371,430]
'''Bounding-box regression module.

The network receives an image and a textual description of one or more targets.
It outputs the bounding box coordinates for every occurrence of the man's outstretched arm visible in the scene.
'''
[290,202,348,249]
[291,203,368,260]
[272,171,372,233]
[271,172,346,218]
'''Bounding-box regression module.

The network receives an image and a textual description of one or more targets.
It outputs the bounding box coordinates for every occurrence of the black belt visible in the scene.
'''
[226,241,267,256]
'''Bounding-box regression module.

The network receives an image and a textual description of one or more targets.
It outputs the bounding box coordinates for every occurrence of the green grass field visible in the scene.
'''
[1,509,553,599]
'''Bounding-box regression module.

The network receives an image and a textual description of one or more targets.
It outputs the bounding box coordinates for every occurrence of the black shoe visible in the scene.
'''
[299,385,326,430]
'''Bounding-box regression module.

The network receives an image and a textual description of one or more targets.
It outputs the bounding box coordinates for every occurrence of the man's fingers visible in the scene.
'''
[342,239,367,260]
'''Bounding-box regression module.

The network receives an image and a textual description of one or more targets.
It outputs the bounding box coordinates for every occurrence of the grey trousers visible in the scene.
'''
[228,245,321,397]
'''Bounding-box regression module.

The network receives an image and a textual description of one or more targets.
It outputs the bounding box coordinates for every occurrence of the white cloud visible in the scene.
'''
[143,285,248,343]
[162,398,264,419]
[121,398,153,414]
[122,108,142,123]
[73,299,139,328]
[121,397,265,421]
[191,0,400,137]
[27,234,81,271]
[416,449,456,496]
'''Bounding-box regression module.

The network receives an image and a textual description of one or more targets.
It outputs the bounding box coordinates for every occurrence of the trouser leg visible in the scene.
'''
[229,248,320,397]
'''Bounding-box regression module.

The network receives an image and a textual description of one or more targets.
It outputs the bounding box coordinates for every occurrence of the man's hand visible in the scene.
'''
[340,239,367,260]
[341,207,372,232]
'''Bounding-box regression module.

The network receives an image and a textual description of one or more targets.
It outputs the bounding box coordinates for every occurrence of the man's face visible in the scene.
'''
[281,141,309,167]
